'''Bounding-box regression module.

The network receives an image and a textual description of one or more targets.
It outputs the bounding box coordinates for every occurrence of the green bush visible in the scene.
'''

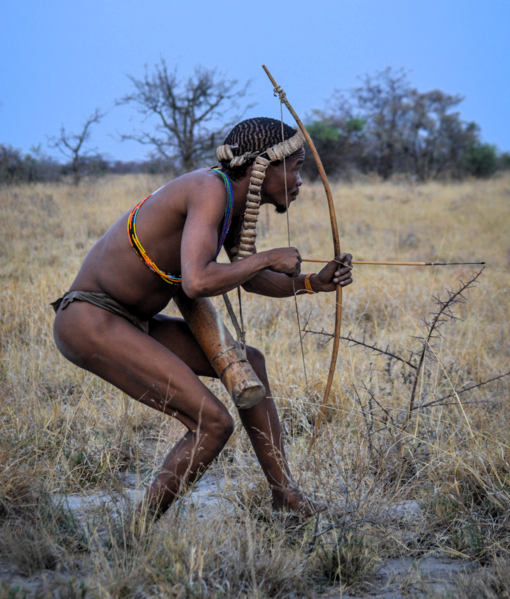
[465,142,498,178]
[497,151,510,171]
[306,121,341,142]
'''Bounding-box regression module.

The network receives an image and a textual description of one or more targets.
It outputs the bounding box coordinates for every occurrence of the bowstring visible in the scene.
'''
[280,100,309,392]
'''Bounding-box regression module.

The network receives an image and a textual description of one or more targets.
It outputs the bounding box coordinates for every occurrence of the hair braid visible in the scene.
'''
[216,117,305,260]
[220,117,297,181]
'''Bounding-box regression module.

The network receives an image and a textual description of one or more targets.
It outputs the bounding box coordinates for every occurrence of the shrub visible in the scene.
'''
[0,144,61,184]
[465,142,498,178]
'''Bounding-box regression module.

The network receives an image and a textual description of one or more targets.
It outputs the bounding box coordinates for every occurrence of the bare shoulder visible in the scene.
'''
[159,168,226,196]
[156,168,228,214]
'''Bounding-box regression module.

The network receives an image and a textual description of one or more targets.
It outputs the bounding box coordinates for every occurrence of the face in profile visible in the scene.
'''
[261,148,305,213]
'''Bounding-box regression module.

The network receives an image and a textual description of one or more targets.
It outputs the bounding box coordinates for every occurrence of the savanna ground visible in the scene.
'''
[1,173,509,598]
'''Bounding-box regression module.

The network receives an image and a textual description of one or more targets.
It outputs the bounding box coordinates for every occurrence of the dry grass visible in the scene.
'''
[1,173,510,597]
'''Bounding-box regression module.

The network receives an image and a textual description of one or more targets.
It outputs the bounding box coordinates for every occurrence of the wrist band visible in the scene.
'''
[304,273,316,294]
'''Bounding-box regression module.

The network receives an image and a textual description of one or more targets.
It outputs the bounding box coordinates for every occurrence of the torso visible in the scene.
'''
[69,169,238,320]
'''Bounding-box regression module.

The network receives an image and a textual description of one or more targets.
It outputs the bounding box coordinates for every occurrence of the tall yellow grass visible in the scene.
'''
[1,174,509,597]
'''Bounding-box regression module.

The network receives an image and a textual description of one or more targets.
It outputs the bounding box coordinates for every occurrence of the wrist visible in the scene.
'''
[259,250,273,270]
[310,274,322,292]
[304,273,318,294]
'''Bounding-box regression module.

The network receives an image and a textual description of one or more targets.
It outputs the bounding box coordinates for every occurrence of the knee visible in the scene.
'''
[246,346,266,374]
[204,410,235,447]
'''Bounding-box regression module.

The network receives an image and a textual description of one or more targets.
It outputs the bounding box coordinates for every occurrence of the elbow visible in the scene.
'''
[182,273,217,299]
[181,278,205,300]
[242,281,255,294]
[182,287,200,300]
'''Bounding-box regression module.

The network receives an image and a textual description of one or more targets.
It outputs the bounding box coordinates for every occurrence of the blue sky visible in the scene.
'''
[1,0,509,161]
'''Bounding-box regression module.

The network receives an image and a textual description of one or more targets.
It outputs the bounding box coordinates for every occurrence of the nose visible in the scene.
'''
[297,173,303,187]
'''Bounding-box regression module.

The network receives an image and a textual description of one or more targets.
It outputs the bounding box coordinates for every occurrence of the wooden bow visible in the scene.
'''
[262,65,342,451]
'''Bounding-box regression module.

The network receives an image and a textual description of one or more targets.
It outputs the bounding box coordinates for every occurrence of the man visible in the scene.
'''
[53,117,353,517]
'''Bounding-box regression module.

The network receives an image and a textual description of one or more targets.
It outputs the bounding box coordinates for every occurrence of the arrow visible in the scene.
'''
[302,259,486,266]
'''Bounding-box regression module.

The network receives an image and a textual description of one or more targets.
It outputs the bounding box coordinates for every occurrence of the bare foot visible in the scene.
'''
[272,484,326,518]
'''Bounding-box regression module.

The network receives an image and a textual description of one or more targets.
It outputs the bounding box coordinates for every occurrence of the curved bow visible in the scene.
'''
[262,65,342,451]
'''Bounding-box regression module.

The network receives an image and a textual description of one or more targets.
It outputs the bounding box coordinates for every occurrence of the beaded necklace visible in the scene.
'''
[127,168,234,286]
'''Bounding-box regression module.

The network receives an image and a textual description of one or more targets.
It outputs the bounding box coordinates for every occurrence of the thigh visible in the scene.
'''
[148,314,217,378]
[54,301,227,431]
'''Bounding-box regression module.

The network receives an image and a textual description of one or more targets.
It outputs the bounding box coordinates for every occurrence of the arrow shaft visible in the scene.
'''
[302,259,485,266]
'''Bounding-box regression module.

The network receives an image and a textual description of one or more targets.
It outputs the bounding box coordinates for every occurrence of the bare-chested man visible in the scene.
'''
[53,117,353,517]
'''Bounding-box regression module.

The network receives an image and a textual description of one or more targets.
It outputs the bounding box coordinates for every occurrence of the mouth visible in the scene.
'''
[275,190,299,214]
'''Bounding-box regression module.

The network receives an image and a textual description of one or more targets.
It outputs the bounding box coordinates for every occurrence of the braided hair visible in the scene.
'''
[216,117,305,259]
[220,117,298,181]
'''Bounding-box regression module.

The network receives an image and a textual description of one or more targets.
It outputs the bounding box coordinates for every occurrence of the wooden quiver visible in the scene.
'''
[174,292,266,409]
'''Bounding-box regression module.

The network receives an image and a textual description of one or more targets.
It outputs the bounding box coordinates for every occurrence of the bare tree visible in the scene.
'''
[353,67,411,180]
[48,109,104,185]
[118,60,253,172]
[402,89,479,180]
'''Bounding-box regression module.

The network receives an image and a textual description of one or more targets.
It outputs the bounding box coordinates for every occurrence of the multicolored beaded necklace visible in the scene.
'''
[127,167,234,286]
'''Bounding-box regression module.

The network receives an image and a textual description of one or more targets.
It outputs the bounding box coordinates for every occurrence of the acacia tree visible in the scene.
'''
[305,68,484,181]
[118,60,253,172]
[48,109,104,185]
[353,67,411,180]
[357,77,479,180]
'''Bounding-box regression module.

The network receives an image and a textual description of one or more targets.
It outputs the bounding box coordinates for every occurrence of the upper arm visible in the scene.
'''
[180,176,227,294]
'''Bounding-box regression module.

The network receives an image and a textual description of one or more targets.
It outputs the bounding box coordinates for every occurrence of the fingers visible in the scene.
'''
[333,271,353,286]
[332,253,353,287]
[268,247,302,276]
[292,247,302,277]
[285,254,302,277]
[289,248,303,277]
[291,262,302,277]
[333,253,352,267]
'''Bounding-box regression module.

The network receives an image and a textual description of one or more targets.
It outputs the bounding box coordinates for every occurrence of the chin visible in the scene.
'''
[275,204,288,214]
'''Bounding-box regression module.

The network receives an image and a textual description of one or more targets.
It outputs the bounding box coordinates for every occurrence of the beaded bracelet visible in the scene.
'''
[304,273,316,294]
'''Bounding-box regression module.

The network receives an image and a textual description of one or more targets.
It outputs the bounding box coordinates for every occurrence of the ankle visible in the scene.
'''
[271,483,302,510]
